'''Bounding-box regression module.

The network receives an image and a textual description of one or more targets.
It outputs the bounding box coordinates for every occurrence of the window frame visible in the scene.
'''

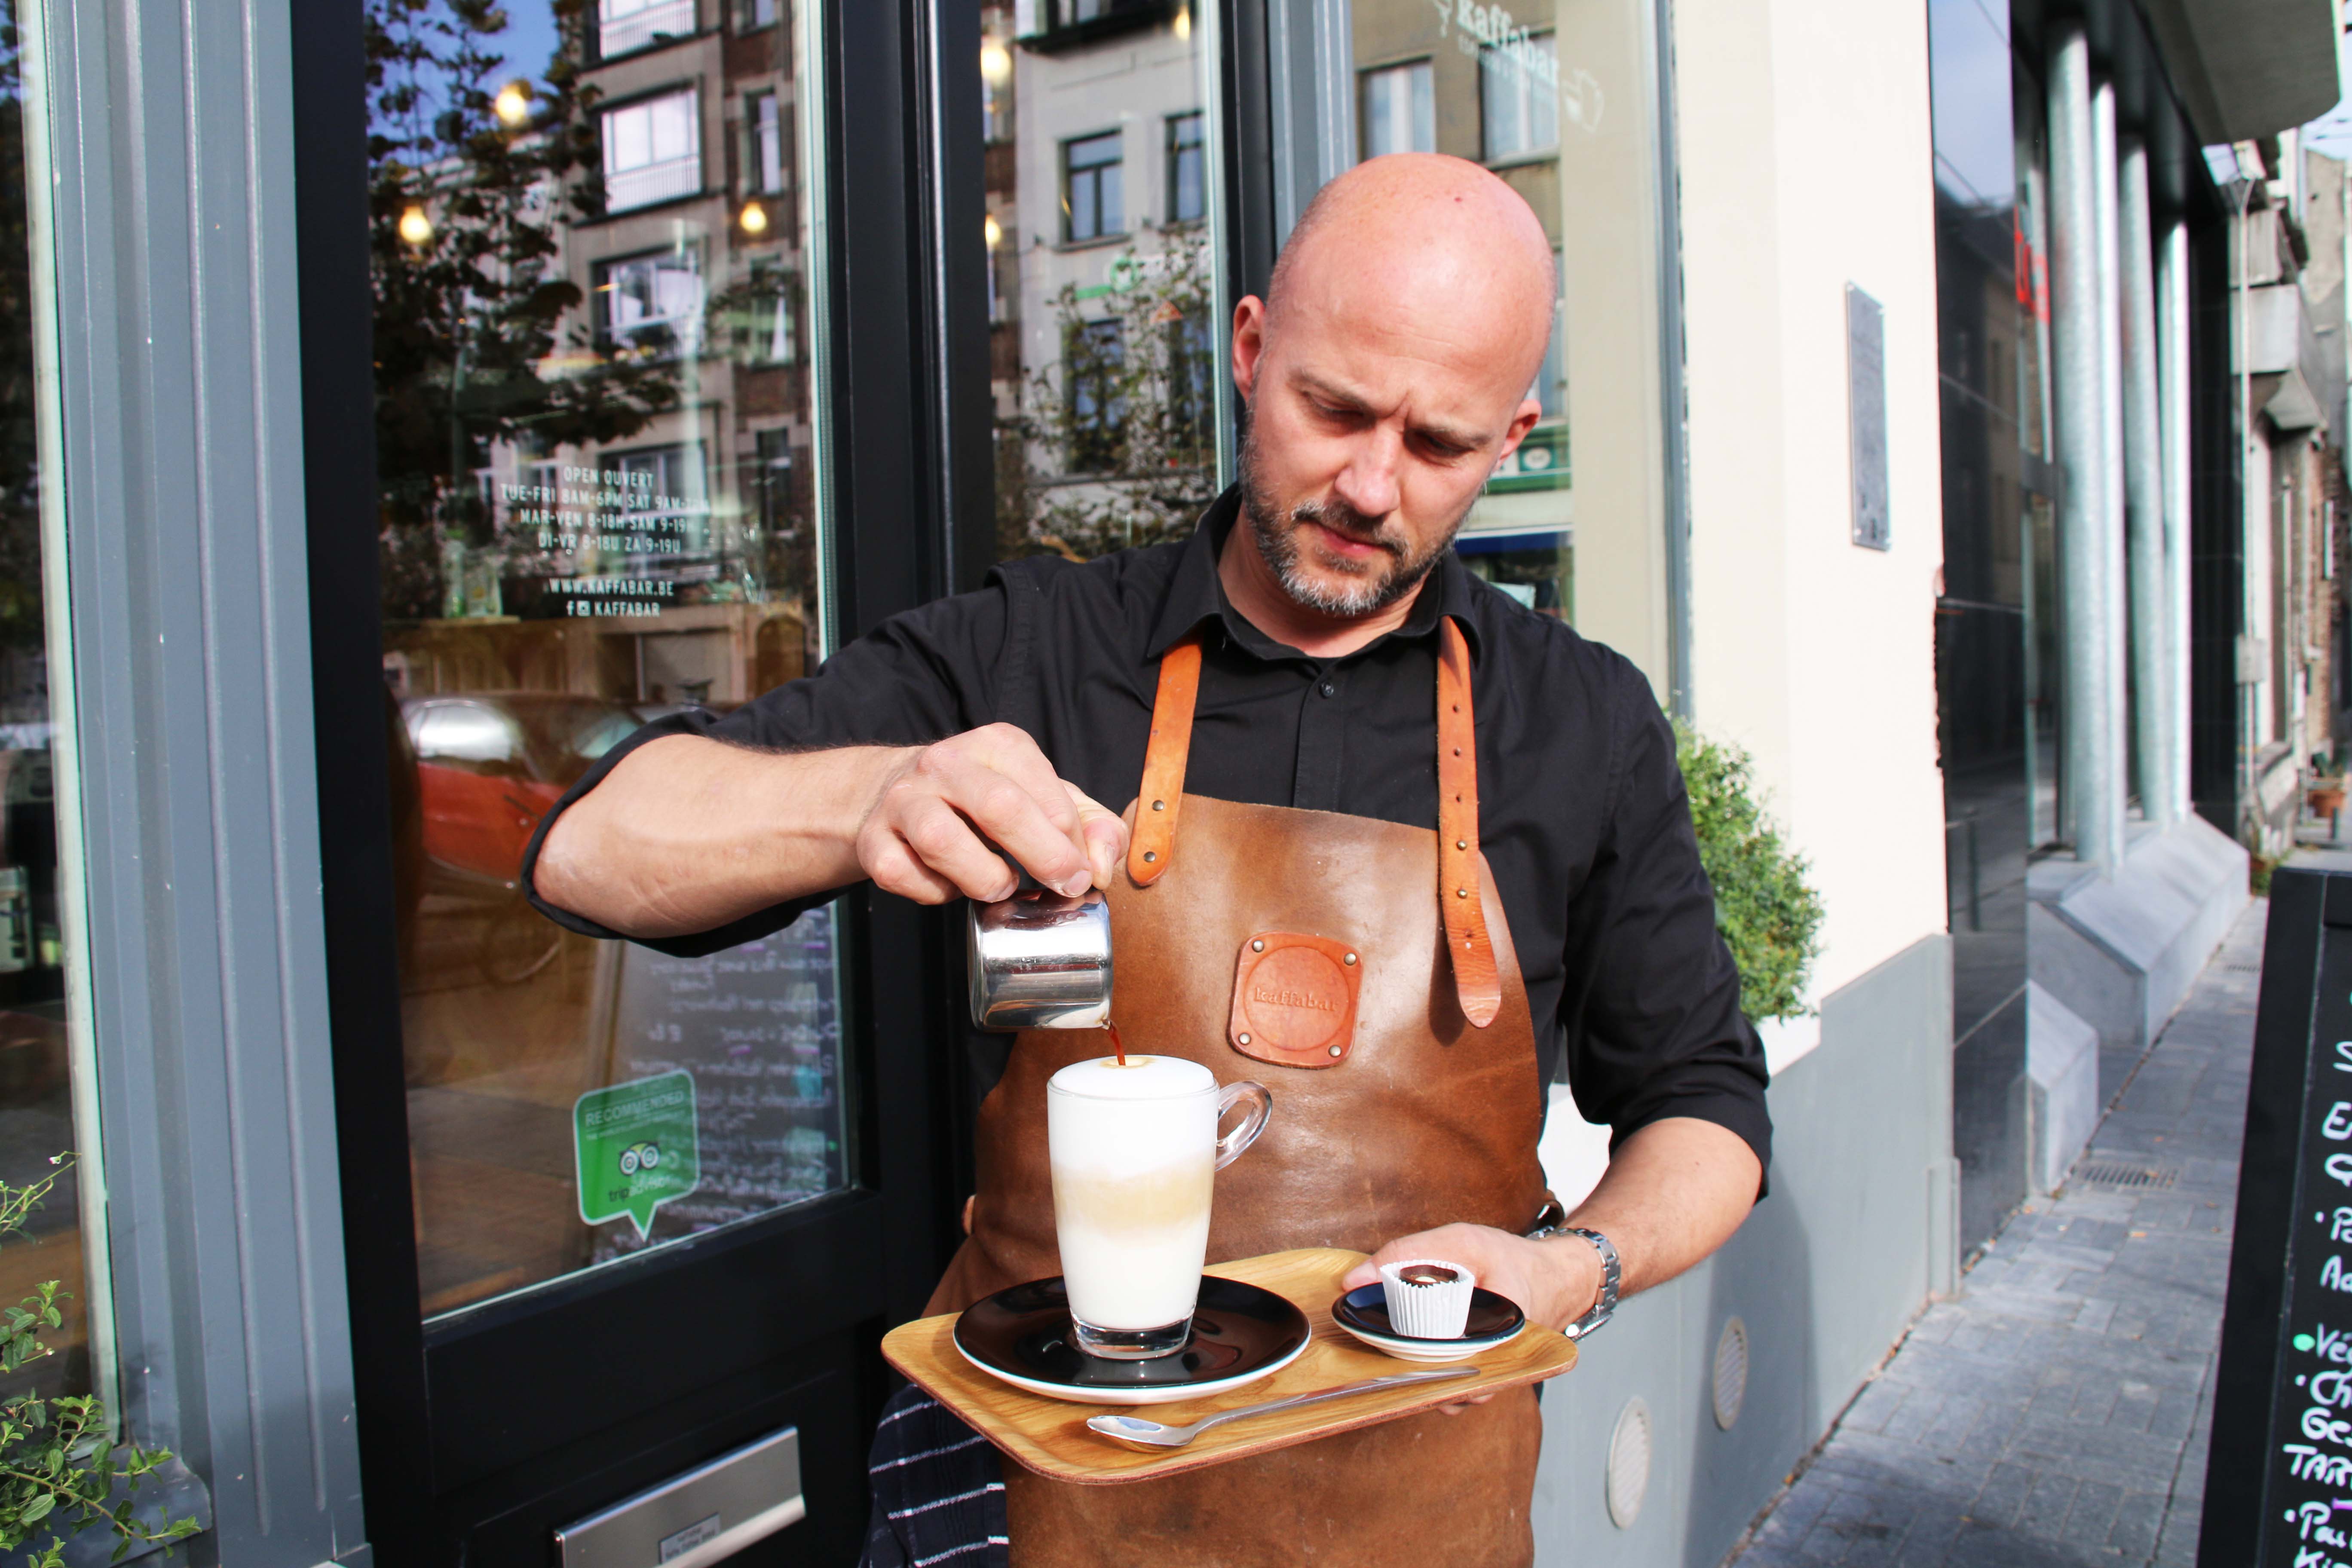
[1061,127,1126,245]
[600,85,705,215]
[1357,57,1434,159]
[1165,109,1206,226]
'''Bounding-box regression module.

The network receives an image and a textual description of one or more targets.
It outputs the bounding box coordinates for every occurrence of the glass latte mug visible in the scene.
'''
[1047,1056,1273,1359]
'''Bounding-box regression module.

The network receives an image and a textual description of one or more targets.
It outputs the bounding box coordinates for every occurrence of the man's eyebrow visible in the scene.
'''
[1289,371,1488,451]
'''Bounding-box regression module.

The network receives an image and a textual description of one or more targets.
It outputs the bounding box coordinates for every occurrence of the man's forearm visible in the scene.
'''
[1553,1115,1763,1299]
[535,735,898,938]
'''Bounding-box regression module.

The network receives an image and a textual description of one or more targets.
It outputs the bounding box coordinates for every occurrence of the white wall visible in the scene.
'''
[1673,0,1950,1037]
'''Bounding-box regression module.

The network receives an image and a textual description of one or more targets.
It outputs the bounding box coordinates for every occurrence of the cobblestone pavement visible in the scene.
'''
[1726,900,2266,1568]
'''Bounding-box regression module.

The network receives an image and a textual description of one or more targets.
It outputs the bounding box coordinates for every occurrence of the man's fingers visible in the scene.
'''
[910,746,1090,897]
[1063,784,1130,888]
[893,794,1021,900]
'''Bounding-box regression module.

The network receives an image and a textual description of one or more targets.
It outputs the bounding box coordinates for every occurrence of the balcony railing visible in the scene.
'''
[606,155,701,214]
[600,0,697,60]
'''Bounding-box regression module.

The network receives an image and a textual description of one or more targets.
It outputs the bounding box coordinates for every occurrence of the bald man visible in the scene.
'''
[530,156,1769,1567]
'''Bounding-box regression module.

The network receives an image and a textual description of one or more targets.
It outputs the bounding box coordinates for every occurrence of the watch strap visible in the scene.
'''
[1561,1226,1620,1340]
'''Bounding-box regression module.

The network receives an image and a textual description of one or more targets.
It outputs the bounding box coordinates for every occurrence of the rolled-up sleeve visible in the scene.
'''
[1559,681,1773,1185]
[519,578,1012,956]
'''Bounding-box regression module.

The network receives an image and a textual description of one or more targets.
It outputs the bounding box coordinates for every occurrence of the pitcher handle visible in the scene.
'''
[1214,1081,1272,1170]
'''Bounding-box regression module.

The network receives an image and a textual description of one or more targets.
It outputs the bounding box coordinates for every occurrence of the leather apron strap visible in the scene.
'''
[1122,618,1501,1027]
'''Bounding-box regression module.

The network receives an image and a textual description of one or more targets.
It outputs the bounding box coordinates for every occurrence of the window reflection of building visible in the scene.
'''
[599,0,698,61]
[1062,131,1124,243]
[1360,60,1435,156]
[1165,111,1204,224]
[601,88,701,211]
[596,246,704,357]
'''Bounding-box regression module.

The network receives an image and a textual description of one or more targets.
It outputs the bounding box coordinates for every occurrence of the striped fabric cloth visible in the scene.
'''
[858,1384,1011,1568]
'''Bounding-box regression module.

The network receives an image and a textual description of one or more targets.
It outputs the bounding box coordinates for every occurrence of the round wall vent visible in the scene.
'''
[1605,1396,1653,1530]
[1712,1316,1750,1430]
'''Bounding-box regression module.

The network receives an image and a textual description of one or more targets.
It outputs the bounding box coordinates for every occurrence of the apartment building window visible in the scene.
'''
[740,258,797,365]
[603,89,701,213]
[597,246,704,358]
[1063,130,1124,243]
[1481,33,1559,161]
[740,0,779,29]
[744,89,785,195]
[599,0,698,60]
[1360,61,1433,158]
[1167,111,1205,225]
[1066,318,1125,470]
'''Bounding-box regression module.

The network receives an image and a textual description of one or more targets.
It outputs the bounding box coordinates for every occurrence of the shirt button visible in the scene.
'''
[1320,682,1335,698]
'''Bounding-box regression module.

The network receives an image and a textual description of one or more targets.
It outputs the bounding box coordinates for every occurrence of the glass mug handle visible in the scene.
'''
[1213,1081,1273,1170]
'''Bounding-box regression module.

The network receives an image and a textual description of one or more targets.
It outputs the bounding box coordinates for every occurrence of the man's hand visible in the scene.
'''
[856,723,1127,903]
[1341,1224,1600,1335]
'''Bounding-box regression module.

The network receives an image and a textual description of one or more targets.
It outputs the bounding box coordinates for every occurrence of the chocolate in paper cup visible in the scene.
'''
[1378,1258,1477,1339]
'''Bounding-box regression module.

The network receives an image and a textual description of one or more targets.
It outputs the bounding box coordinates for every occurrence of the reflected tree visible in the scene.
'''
[998,231,1220,563]
[368,0,682,618]
[0,0,43,719]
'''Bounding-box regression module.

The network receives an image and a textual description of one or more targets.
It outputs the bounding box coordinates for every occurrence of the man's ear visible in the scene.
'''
[1231,295,1268,404]
[1492,396,1544,463]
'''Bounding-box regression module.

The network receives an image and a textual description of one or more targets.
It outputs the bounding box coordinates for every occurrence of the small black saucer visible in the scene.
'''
[953,1275,1311,1403]
[1331,1281,1525,1344]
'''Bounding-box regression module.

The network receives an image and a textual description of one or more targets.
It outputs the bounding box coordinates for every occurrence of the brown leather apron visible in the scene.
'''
[927,619,1552,1568]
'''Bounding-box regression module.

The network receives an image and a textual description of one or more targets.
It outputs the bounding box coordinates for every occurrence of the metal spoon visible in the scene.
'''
[1086,1366,1481,1449]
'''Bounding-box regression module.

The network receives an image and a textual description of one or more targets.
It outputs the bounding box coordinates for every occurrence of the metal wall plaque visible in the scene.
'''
[1847,284,1890,550]
[554,1426,804,1568]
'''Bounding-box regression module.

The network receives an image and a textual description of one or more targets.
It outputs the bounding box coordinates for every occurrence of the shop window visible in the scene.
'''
[1063,130,1124,243]
[1360,60,1434,158]
[599,0,698,61]
[597,246,704,359]
[980,0,1223,562]
[368,0,842,1319]
[1481,33,1559,162]
[1167,111,1205,225]
[603,89,701,213]
[744,90,785,196]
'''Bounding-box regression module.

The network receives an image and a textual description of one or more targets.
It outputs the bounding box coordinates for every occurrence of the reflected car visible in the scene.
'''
[401,693,643,888]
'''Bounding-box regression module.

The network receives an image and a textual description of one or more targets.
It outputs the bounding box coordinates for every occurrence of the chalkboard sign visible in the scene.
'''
[581,903,849,1268]
[2204,867,2352,1565]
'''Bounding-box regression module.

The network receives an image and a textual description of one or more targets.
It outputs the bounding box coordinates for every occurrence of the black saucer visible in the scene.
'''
[1331,1281,1525,1344]
[953,1274,1311,1397]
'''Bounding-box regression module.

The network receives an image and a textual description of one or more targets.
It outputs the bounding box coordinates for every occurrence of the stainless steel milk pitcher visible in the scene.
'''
[966,888,1113,1029]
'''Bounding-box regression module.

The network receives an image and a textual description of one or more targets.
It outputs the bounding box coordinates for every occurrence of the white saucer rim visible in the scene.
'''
[953,1323,1312,1406]
[1332,1317,1525,1363]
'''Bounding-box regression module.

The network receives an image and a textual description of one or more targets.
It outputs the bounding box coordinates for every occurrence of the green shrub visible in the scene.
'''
[0,1155,198,1565]
[1675,722,1825,1024]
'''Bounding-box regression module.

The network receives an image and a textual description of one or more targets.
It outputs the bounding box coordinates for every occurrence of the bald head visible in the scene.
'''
[1265,153,1556,382]
[1222,154,1558,630]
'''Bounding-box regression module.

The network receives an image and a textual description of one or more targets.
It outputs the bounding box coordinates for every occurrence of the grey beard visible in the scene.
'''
[1237,432,1459,617]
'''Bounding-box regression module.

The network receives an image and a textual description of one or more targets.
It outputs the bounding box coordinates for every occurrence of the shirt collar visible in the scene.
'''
[1146,486,1485,665]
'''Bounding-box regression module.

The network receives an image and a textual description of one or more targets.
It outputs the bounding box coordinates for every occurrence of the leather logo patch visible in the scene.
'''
[1230,933,1363,1069]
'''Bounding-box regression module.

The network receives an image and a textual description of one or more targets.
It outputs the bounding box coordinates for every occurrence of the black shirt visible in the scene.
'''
[525,489,1772,1173]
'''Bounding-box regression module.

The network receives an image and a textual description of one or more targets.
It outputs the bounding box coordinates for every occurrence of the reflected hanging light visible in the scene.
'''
[1174,4,1191,39]
[983,212,1002,250]
[494,81,532,127]
[980,39,1012,84]
[741,200,769,236]
[398,205,434,246]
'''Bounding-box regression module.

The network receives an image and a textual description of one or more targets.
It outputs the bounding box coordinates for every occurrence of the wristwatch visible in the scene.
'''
[1525,1204,1621,1340]
[1558,1227,1621,1339]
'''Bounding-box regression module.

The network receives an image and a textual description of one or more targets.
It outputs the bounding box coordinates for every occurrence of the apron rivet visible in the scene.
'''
[1456,839,1468,850]
[1344,952,1357,965]
[1144,850,1157,863]
[1252,939,1265,952]
[1453,747,1461,756]
[1456,888,1469,898]
[1238,1032,1251,1045]
[1328,1044,1343,1057]
[1152,799,1165,811]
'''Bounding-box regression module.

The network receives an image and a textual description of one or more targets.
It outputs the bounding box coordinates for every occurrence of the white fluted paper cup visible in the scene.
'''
[1378,1258,1476,1339]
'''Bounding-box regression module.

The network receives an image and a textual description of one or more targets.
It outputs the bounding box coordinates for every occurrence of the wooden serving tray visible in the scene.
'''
[880,1246,1577,1485]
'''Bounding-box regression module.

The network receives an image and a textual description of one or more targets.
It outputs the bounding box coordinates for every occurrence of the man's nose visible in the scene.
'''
[1332,429,1403,519]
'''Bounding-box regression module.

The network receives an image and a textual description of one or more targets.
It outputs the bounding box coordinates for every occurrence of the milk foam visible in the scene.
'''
[1048,1055,1217,1330]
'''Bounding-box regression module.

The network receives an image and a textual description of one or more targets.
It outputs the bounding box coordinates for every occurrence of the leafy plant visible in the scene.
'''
[0,1155,197,1565]
[1675,722,1824,1024]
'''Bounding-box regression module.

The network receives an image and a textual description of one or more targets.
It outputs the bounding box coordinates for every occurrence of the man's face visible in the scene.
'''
[1231,261,1545,619]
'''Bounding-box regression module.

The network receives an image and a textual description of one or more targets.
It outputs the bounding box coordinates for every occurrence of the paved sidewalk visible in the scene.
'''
[1726,900,2266,1568]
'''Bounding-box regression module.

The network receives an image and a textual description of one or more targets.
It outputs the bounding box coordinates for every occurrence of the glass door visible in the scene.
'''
[314,0,957,1559]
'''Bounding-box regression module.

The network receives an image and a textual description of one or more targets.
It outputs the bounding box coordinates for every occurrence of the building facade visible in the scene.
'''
[0,0,2332,1565]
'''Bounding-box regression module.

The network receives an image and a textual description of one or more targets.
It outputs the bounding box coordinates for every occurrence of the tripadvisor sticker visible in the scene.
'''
[574,1069,701,1238]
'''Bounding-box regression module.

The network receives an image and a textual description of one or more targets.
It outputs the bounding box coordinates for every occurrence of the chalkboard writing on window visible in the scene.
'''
[2203,868,2352,1565]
